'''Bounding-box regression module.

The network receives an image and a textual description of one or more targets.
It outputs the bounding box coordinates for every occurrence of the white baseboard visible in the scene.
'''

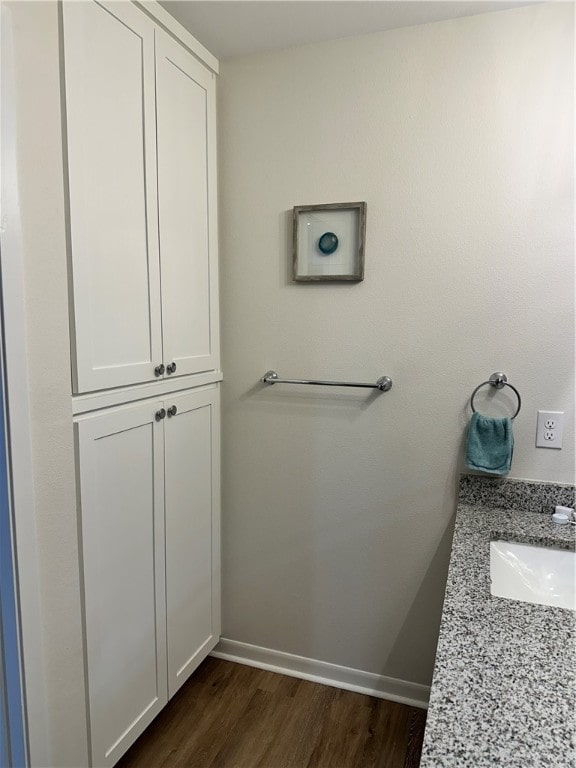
[211,638,429,710]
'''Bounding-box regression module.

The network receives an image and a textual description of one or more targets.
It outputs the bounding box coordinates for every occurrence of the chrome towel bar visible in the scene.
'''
[260,370,393,392]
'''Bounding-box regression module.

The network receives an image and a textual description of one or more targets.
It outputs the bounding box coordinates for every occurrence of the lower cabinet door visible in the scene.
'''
[76,401,168,767]
[164,387,221,698]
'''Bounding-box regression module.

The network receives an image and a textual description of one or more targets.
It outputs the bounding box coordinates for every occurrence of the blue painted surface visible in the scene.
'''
[0,366,26,767]
[0,658,7,768]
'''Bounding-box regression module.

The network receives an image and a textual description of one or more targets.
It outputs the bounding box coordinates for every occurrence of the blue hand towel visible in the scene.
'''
[465,412,514,475]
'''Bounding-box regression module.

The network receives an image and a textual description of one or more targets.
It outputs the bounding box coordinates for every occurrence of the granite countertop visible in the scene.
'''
[420,476,576,768]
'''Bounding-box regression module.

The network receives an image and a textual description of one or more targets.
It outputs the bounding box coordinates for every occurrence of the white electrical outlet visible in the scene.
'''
[536,411,564,449]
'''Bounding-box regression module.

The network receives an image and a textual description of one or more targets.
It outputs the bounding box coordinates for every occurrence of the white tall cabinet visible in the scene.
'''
[62,2,221,765]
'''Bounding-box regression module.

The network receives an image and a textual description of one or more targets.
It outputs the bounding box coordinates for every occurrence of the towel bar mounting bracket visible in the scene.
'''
[489,372,507,389]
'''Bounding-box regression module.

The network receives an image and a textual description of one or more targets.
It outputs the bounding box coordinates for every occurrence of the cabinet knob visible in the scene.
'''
[167,405,177,417]
[154,364,165,377]
[166,362,177,374]
[155,408,166,421]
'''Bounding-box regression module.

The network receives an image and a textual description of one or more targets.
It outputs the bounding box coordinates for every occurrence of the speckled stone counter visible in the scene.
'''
[420,476,576,768]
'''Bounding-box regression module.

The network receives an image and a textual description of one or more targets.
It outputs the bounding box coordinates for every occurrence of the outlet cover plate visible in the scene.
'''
[536,410,564,449]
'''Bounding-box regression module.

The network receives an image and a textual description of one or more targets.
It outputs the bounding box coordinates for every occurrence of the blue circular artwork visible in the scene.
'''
[318,232,339,255]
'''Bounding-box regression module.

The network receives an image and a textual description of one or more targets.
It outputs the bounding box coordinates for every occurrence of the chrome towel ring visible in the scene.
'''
[470,372,521,419]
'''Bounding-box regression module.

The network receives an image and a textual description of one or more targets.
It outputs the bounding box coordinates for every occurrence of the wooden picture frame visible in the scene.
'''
[292,202,366,282]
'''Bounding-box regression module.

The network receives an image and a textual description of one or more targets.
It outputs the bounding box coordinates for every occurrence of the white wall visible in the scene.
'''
[5,3,89,765]
[218,3,574,686]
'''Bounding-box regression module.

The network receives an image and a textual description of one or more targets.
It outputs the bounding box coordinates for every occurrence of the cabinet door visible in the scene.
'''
[76,402,167,767]
[155,31,220,380]
[63,1,162,393]
[164,387,221,697]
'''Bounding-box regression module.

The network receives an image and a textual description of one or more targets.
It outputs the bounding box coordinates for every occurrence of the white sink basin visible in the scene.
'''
[490,540,575,610]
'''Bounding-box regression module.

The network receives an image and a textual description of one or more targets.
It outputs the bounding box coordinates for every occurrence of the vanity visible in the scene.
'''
[421,476,576,768]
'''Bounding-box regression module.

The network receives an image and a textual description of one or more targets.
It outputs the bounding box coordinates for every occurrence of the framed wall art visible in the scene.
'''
[292,202,366,282]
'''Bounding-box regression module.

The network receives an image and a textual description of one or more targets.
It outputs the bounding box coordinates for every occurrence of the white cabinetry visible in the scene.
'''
[76,387,220,767]
[75,401,167,766]
[156,31,219,380]
[164,389,221,697]
[64,2,221,765]
[63,0,219,394]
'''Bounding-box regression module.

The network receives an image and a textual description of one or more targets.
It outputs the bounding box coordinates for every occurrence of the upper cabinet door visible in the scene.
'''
[155,31,220,379]
[63,1,162,393]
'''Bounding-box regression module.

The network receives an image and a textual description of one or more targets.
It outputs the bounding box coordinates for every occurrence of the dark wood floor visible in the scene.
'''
[117,658,426,768]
